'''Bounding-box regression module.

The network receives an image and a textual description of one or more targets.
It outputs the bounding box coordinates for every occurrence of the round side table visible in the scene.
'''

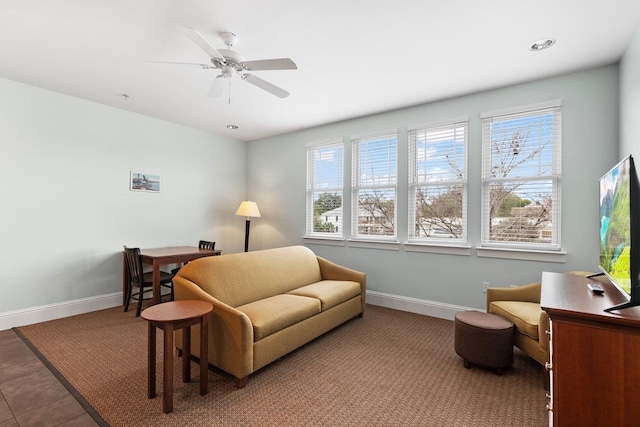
[141,300,213,414]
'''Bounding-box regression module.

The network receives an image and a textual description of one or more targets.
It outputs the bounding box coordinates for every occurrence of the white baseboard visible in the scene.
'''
[366,290,477,321]
[0,292,122,331]
[1,290,476,331]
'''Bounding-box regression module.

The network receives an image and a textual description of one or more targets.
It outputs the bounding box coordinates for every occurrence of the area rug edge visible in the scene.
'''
[13,327,110,427]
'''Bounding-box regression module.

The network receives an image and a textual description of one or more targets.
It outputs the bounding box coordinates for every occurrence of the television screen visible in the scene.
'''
[599,156,633,299]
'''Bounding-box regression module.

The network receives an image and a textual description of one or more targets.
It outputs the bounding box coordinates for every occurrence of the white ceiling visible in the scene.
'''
[1,1,640,142]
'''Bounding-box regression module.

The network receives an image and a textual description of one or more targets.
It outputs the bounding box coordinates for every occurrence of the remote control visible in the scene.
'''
[588,283,605,294]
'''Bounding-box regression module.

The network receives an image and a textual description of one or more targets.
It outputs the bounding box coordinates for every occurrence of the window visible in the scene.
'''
[481,102,562,250]
[306,141,344,237]
[408,121,468,243]
[351,131,398,239]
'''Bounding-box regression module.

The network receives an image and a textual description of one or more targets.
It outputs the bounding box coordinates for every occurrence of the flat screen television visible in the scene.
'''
[598,154,640,312]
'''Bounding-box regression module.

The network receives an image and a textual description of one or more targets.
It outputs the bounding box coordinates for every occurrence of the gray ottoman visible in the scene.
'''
[454,310,514,375]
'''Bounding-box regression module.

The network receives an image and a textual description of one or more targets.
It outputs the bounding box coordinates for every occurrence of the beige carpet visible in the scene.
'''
[18,304,547,426]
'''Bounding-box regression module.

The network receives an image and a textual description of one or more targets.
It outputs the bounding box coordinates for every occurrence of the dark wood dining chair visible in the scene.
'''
[199,240,215,250]
[171,240,216,275]
[123,246,174,317]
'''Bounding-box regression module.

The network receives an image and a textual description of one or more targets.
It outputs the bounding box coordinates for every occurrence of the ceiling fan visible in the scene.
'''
[155,27,297,100]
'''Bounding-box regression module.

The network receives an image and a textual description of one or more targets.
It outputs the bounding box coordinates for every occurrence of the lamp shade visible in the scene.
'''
[235,201,261,218]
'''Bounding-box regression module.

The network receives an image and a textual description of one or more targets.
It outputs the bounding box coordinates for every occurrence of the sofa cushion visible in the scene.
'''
[489,301,541,340]
[287,280,361,311]
[237,294,321,341]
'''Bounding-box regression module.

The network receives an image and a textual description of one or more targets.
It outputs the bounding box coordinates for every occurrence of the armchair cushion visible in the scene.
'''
[489,301,541,340]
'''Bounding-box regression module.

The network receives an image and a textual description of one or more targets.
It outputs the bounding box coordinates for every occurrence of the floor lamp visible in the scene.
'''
[235,201,261,252]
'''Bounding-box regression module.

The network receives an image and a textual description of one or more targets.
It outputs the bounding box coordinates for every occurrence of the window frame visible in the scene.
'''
[408,119,468,245]
[305,140,345,239]
[351,130,398,241]
[480,101,562,251]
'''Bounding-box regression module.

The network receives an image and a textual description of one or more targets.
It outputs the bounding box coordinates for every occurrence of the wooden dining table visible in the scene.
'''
[122,246,221,306]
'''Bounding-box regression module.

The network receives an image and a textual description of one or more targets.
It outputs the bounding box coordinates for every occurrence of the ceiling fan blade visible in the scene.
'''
[242,73,290,98]
[145,61,215,69]
[178,27,225,61]
[241,58,297,71]
[208,75,226,97]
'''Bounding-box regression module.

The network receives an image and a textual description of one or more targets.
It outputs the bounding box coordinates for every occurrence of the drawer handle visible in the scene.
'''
[545,362,553,371]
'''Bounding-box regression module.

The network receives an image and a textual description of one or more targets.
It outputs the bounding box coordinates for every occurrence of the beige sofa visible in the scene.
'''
[173,245,366,388]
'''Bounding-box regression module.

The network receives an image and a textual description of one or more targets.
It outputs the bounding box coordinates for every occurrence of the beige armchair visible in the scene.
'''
[486,271,594,366]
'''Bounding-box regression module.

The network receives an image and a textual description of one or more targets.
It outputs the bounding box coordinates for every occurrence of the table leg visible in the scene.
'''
[148,322,156,399]
[182,325,191,383]
[200,314,208,395]
[152,261,161,305]
[163,324,174,414]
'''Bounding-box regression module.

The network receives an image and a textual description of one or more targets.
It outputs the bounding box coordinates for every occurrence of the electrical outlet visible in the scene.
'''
[482,282,490,293]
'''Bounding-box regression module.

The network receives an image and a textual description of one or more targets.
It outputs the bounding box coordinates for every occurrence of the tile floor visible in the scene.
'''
[0,329,100,427]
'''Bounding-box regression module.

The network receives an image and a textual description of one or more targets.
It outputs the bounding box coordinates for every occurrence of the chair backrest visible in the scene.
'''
[123,246,144,286]
[199,240,215,250]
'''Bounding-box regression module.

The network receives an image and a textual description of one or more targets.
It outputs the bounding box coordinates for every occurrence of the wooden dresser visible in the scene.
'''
[541,271,640,426]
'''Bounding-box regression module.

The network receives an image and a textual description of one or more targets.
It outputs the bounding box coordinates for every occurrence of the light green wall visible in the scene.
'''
[0,77,247,313]
[247,66,619,310]
[621,27,640,157]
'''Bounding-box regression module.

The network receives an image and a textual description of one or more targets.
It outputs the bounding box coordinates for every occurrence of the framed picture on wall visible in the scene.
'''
[130,172,161,193]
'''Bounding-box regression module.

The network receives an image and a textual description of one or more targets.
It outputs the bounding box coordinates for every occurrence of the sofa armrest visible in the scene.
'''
[173,276,254,380]
[486,282,541,311]
[317,256,366,313]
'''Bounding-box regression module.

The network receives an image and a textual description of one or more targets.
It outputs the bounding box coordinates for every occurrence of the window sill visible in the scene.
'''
[347,239,400,251]
[303,236,346,246]
[404,242,472,256]
[476,246,566,263]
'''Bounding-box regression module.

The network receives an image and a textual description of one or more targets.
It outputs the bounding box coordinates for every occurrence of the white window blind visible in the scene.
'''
[351,131,398,239]
[481,103,562,249]
[408,121,468,243]
[306,141,344,237]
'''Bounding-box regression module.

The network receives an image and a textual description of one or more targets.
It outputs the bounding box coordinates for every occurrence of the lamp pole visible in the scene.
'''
[244,218,251,252]
[235,201,261,253]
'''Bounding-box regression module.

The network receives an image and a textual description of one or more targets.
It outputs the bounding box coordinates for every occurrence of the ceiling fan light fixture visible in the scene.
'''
[529,38,556,51]
[226,124,238,130]
[221,65,235,78]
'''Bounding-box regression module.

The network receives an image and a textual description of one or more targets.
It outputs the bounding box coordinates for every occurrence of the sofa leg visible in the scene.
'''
[235,376,248,389]
[358,312,364,318]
